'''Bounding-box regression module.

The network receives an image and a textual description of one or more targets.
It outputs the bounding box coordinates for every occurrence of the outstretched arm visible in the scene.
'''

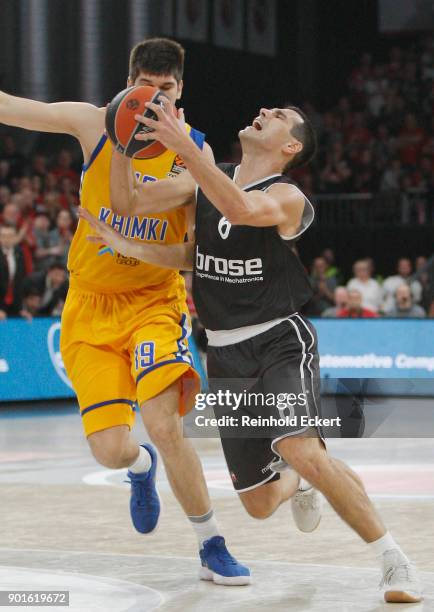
[0,91,103,160]
[78,207,194,271]
[135,102,305,233]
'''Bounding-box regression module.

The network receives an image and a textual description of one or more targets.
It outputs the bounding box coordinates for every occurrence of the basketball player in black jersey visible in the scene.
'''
[79,100,422,604]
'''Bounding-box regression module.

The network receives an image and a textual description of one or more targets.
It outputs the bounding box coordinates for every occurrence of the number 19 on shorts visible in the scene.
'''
[134,342,155,371]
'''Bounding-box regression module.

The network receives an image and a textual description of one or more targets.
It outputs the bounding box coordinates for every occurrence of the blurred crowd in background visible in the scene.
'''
[228,36,434,224]
[0,36,433,322]
[0,145,77,320]
[188,250,434,353]
[300,36,434,204]
[303,250,434,319]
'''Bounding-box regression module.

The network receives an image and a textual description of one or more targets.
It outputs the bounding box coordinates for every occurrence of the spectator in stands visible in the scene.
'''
[31,174,42,198]
[0,160,11,187]
[385,285,425,319]
[24,261,68,316]
[412,255,431,311]
[0,224,26,318]
[307,257,337,316]
[320,148,352,193]
[58,176,79,209]
[382,258,422,312]
[415,255,427,274]
[0,185,11,209]
[364,64,388,117]
[31,154,48,180]
[1,201,34,273]
[1,201,20,227]
[347,259,383,312]
[21,287,43,320]
[415,254,434,317]
[337,289,378,318]
[321,248,341,283]
[0,135,26,180]
[322,286,349,318]
[51,149,79,188]
[398,113,425,167]
[317,111,340,151]
[365,256,384,285]
[380,158,402,192]
[345,112,373,149]
[373,125,397,166]
[48,209,74,267]
[42,190,62,221]
[353,149,378,192]
[33,212,56,271]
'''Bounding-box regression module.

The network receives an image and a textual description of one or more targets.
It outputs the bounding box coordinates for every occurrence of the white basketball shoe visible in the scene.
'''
[380,549,423,603]
[291,485,322,533]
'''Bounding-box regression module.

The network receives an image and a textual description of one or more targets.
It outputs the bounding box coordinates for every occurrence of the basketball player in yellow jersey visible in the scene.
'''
[0,37,251,585]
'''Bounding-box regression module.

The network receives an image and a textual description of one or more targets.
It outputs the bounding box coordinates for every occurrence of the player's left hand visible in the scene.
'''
[78,207,138,259]
[134,100,190,154]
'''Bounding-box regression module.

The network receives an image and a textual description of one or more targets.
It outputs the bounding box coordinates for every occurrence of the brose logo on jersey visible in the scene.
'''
[195,246,263,279]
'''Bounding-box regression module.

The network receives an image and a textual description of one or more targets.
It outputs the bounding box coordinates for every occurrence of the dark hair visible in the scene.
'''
[48,261,66,272]
[283,105,317,172]
[23,286,42,299]
[129,38,185,83]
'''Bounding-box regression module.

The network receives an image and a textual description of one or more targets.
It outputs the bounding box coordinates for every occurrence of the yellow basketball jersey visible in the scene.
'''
[68,125,204,295]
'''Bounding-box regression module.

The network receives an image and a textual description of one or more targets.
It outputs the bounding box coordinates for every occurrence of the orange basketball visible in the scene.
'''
[105,85,175,159]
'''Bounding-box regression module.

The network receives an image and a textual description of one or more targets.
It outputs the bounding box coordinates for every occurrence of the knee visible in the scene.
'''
[278,442,328,487]
[88,428,130,469]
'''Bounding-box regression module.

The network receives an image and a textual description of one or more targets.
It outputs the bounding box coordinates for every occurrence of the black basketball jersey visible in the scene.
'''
[193,163,314,331]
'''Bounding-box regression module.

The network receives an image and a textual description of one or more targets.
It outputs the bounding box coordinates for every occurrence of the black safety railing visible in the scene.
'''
[312,191,433,228]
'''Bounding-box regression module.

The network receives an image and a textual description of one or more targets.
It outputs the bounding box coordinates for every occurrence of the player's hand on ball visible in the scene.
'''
[134,101,189,153]
[78,207,137,259]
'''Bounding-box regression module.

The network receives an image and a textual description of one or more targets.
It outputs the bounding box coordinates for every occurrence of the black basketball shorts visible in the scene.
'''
[206,314,323,492]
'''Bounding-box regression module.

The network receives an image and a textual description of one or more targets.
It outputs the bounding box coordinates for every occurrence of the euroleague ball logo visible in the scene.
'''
[126,98,140,111]
[47,322,73,389]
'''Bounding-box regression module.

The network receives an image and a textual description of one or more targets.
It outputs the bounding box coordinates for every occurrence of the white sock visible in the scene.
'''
[188,509,220,548]
[368,532,409,565]
[128,446,152,474]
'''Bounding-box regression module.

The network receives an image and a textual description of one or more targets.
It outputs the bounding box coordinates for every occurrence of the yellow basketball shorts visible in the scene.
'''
[60,285,200,437]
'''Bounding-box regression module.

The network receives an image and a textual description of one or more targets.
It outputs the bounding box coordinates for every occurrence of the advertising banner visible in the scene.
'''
[0,318,433,402]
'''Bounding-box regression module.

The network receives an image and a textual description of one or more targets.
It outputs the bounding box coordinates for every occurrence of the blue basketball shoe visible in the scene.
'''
[126,443,160,534]
[199,536,251,585]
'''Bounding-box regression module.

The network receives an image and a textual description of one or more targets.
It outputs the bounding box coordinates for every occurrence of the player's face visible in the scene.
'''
[128,72,183,106]
[240,107,302,155]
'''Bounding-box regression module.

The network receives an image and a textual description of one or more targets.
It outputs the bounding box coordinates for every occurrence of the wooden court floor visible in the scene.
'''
[0,404,432,611]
